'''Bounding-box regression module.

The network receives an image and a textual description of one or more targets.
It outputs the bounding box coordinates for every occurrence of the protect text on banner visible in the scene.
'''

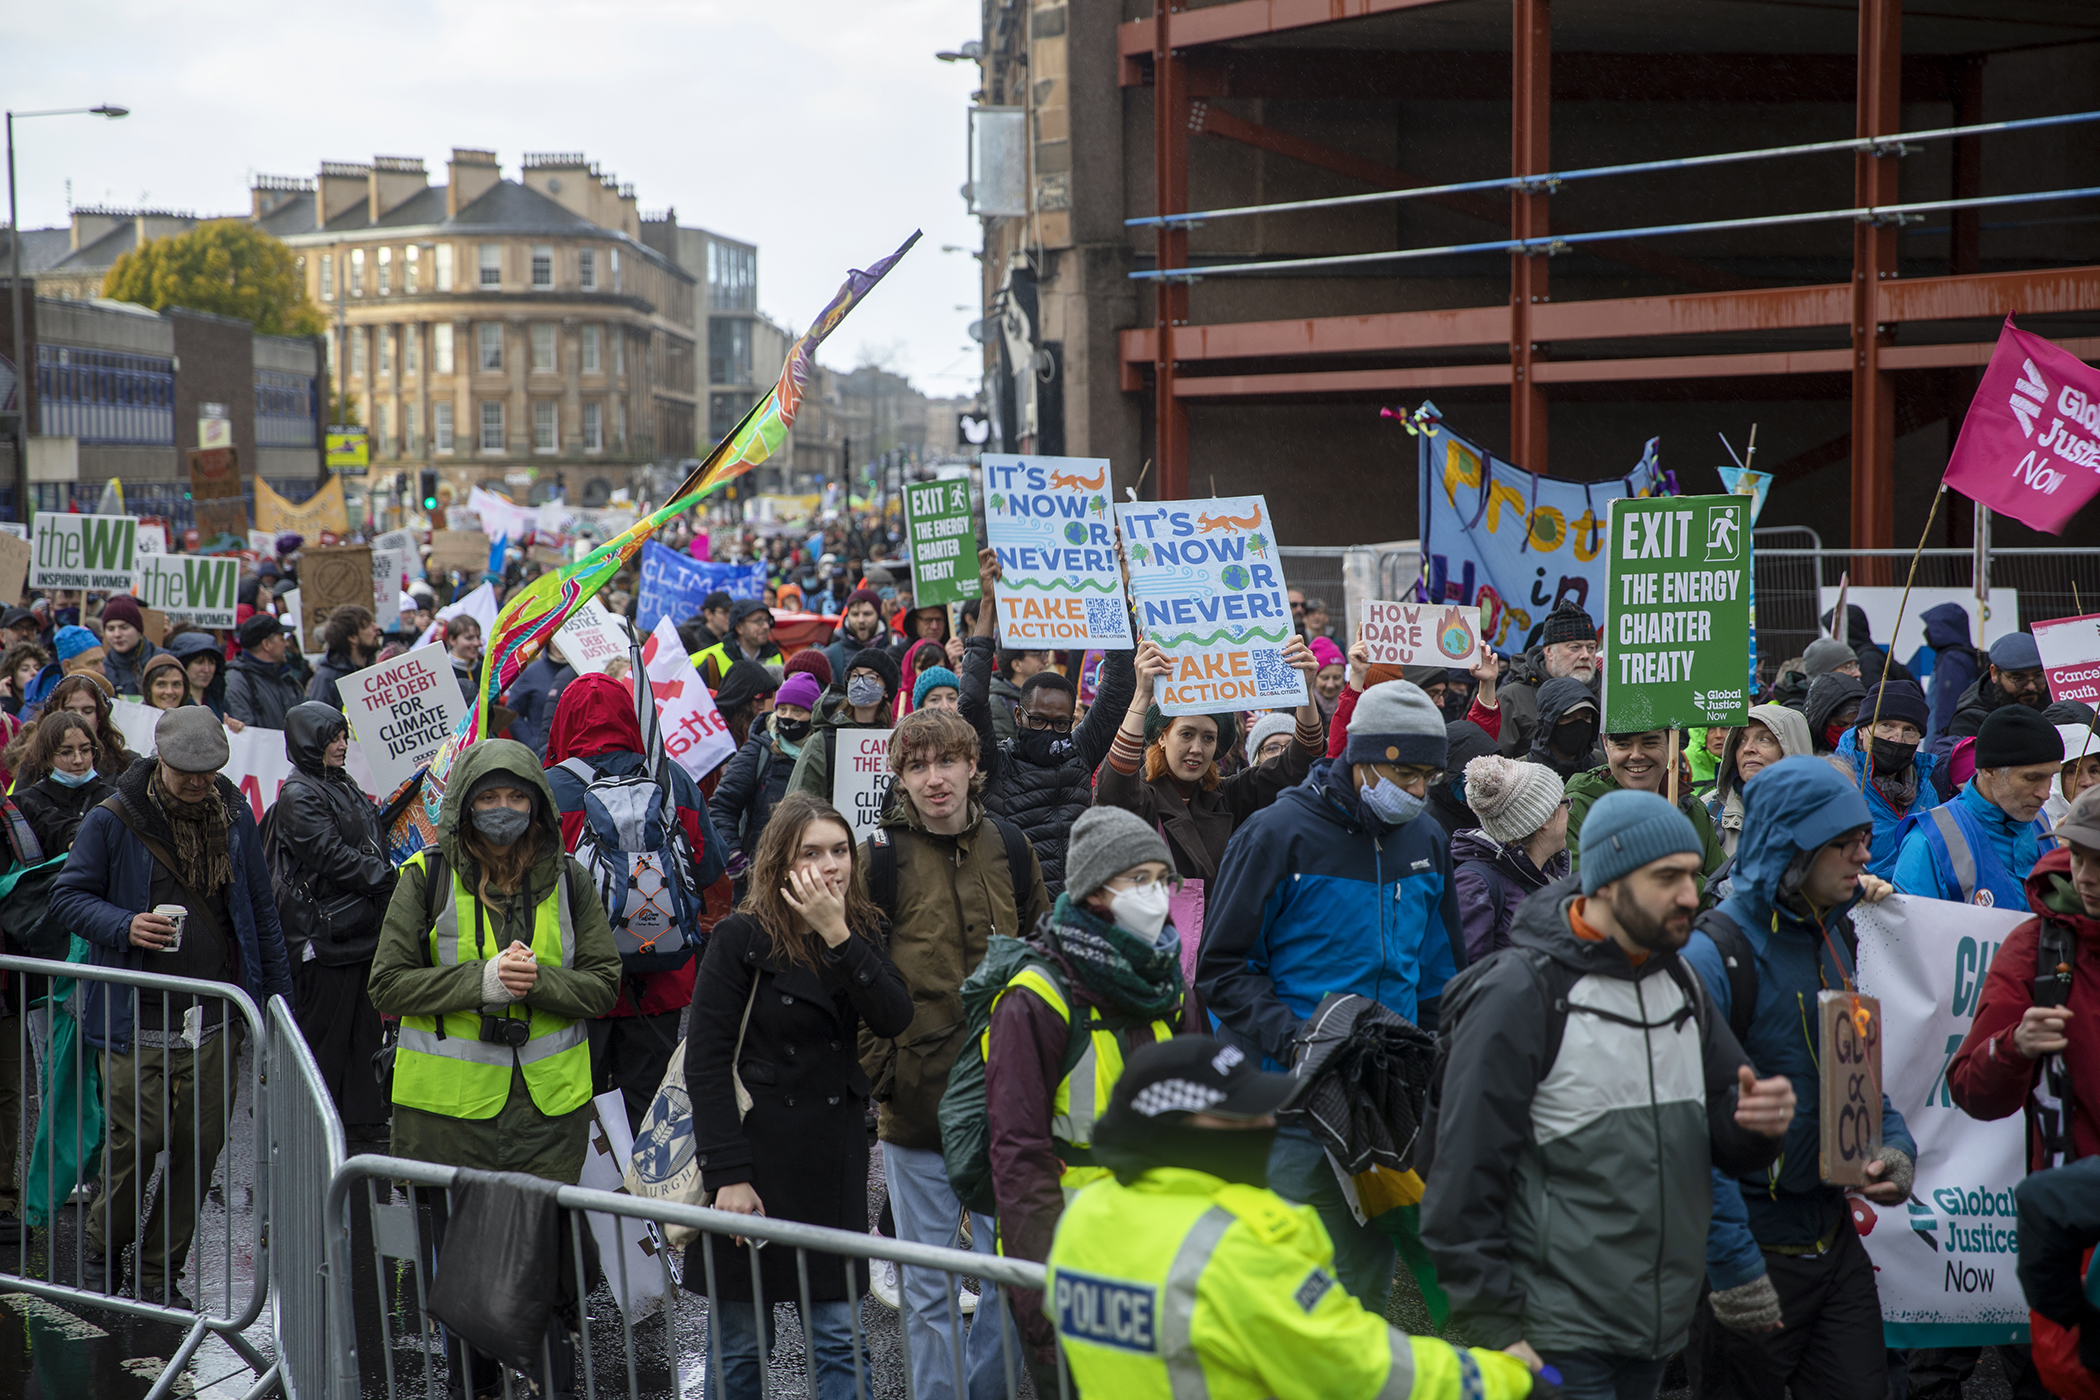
[31,512,137,590]
[1601,493,1752,732]
[2032,611,2100,706]
[982,454,1132,649]
[341,643,471,802]
[903,478,983,608]
[133,553,239,628]
[1116,495,1306,717]
[1854,896,2032,1348]
[1359,599,1486,670]
[1941,315,2100,535]
[1416,406,1667,654]
[833,728,895,846]
[641,619,737,783]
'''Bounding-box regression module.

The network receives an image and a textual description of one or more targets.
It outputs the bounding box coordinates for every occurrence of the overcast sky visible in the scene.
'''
[10,0,987,395]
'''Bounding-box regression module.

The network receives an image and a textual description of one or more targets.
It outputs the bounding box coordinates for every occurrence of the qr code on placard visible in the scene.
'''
[1085,597,1124,635]
[1251,648,1296,693]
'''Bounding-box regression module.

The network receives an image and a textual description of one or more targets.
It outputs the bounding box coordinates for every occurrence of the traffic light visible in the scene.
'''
[420,470,438,511]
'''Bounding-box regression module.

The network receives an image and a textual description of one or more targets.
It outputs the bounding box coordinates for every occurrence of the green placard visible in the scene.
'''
[904,478,983,608]
[1602,493,1752,732]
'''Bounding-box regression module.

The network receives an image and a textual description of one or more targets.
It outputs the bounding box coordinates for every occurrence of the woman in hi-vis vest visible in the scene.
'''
[368,739,622,1396]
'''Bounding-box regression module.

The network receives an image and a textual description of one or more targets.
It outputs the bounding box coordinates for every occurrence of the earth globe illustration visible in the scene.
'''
[1220,564,1252,591]
[1063,522,1089,546]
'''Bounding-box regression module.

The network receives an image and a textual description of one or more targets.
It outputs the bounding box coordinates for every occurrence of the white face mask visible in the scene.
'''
[1109,884,1173,940]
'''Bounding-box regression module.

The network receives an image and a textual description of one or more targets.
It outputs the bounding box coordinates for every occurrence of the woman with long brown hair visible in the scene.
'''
[683,791,912,1400]
[3,672,136,788]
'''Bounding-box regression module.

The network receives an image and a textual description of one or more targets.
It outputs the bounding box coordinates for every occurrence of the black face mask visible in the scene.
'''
[773,717,812,744]
[1013,729,1069,765]
[1869,736,1918,773]
[1552,718,1597,757]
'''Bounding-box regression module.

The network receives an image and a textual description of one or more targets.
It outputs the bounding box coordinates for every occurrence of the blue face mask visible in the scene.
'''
[1359,772,1427,827]
[49,765,98,789]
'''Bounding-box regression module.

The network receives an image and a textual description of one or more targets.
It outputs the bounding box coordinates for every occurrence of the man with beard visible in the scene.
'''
[1496,601,1600,759]
[823,587,890,680]
[1683,758,1911,1400]
[1422,790,1794,1400]
[1947,632,2049,742]
[1895,705,2059,907]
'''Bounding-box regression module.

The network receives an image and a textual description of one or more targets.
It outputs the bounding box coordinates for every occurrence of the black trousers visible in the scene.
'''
[587,1010,683,1135]
[1687,1228,1886,1400]
[294,958,390,1135]
[1901,1346,2055,1400]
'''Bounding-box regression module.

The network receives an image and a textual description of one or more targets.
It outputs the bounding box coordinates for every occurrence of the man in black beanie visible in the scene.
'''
[1496,600,1600,760]
[1893,705,2061,906]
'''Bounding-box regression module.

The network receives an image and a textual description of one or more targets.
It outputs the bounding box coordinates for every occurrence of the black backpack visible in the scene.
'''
[864,814,1033,931]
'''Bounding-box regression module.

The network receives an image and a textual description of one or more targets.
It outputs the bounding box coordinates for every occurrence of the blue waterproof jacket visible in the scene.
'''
[1197,760,1463,1069]
[1826,727,1942,880]
[1683,756,1916,1281]
[1891,779,2046,907]
[1920,602,1978,746]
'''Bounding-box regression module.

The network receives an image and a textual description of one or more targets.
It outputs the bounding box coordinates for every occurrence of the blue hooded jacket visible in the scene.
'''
[1891,778,2046,906]
[1197,759,1464,1070]
[1920,602,1978,745]
[1826,726,1941,879]
[1683,756,1916,1279]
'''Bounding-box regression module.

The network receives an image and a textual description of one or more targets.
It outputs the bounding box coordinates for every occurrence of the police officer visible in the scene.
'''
[1047,1036,1540,1400]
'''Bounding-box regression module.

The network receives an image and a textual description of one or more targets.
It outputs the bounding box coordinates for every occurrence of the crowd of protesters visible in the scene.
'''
[5,499,2100,1400]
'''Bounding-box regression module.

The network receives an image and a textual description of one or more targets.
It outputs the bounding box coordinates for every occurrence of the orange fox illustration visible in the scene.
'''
[1195,506,1263,533]
[1048,466,1106,491]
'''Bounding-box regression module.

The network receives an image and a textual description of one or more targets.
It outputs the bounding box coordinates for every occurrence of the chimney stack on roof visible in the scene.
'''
[317,161,371,229]
[447,148,500,218]
[369,156,428,221]
[251,174,313,222]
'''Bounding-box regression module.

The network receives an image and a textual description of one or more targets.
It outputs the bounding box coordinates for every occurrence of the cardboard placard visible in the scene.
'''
[0,531,29,605]
[833,727,895,845]
[298,544,375,654]
[1116,494,1303,716]
[1359,599,1487,671]
[1817,990,1883,1187]
[139,606,168,647]
[983,454,1131,649]
[134,553,241,628]
[340,643,471,801]
[904,478,983,608]
[1601,494,1752,731]
[429,530,490,572]
[32,513,138,590]
[189,446,249,541]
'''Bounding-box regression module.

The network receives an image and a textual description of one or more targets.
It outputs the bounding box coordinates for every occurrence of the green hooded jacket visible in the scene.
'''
[367,738,621,1180]
[1563,764,1727,880]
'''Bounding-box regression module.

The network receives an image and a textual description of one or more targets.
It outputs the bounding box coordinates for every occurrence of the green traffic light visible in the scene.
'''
[423,497,437,510]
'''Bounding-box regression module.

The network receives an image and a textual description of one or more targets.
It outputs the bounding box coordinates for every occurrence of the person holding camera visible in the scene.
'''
[367,740,621,1396]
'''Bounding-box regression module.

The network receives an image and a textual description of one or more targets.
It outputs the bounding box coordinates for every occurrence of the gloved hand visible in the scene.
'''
[1709,1274,1782,1333]
[1871,1146,1915,1200]
[725,848,750,881]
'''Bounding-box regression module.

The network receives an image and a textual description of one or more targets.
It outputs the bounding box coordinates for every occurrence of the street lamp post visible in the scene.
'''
[7,103,128,522]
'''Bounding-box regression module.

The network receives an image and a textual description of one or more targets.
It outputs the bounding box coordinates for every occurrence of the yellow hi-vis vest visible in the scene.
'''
[992,965,1174,1200]
[1046,1167,1537,1400]
[390,851,593,1120]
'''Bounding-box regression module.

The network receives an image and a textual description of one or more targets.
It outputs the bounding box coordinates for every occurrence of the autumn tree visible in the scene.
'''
[103,220,324,336]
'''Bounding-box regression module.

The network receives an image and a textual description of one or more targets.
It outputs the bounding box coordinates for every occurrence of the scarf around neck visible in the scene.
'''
[1043,893,1185,1019]
[154,768,234,894]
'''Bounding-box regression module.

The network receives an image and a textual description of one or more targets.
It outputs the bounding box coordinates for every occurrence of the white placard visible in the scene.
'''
[579,1092,669,1320]
[339,643,471,801]
[982,454,1132,649]
[134,523,169,556]
[641,618,738,782]
[1359,599,1487,670]
[134,553,241,628]
[372,528,423,579]
[371,544,417,617]
[0,523,27,541]
[1854,895,2033,1346]
[832,728,895,845]
[31,513,137,590]
[249,530,277,557]
[556,597,631,676]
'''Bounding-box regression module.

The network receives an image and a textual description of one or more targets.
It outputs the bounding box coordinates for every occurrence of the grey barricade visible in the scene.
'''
[324,1152,1071,1400]
[0,951,276,1399]
[269,992,348,1400]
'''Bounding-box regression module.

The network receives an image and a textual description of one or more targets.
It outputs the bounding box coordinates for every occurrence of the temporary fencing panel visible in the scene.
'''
[270,993,348,1400]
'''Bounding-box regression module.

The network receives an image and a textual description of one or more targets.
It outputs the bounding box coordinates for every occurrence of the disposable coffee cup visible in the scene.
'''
[152,903,187,954]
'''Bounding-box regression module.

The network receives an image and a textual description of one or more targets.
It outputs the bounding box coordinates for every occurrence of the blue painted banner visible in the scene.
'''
[1415,406,1669,654]
[637,541,767,629]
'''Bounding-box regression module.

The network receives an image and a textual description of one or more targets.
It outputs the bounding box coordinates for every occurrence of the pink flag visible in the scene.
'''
[1941,315,2100,534]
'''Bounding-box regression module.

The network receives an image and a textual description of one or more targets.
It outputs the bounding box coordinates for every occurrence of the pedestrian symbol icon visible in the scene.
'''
[1704,503,1742,562]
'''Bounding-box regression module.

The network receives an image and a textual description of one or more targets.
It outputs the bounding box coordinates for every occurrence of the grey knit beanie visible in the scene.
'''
[1802,637,1857,677]
[1343,680,1447,768]
[1464,755,1566,846]
[1065,806,1173,902]
[1247,711,1296,761]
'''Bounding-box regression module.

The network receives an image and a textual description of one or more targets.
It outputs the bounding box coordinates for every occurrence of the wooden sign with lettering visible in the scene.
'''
[189,446,251,541]
[1817,990,1883,1186]
[299,544,374,655]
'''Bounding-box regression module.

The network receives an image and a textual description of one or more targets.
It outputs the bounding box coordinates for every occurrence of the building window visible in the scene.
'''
[480,401,504,453]
[404,402,418,449]
[532,245,553,290]
[375,402,390,453]
[254,369,317,447]
[320,253,334,301]
[530,323,556,373]
[579,249,596,291]
[709,318,753,385]
[434,401,454,453]
[613,329,624,376]
[581,325,601,374]
[709,392,744,443]
[378,327,394,376]
[533,400,557,453]
[583,401,603,453]
[611,248,621,293]
[433,323,455,374]
[350,248,365,296]
[707,242,757,312]
[615,398,625,448]
[404,324,419,375]
[479,243,502,288]
[478,322,503,371]
[377,247,392,295]
[436,243,454,292]
[350,328,367,377]
[405,245,420,294]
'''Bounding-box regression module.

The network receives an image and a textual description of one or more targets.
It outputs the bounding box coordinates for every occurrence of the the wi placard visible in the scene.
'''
[1114,495,1304,716]
[32,513,137,590]
[981,454,1131,649]
[134,553,240,628]
[1601,494,1752,732]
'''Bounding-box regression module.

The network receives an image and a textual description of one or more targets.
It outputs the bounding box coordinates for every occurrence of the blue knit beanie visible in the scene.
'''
[913,665,961,709]
[1579,789,1702,896]
[54,625,99,663]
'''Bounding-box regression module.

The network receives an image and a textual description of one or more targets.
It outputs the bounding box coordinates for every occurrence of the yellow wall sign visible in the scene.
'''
[325,428,370,470]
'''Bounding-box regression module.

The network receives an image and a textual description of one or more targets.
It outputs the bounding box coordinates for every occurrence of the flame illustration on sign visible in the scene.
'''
[1435,607,1476,660]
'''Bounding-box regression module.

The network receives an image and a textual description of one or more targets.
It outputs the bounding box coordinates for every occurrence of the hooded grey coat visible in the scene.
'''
[1707,703,1815,857]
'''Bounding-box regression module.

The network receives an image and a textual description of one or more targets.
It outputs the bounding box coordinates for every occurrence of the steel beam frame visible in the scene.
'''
[1154,3,1190,499]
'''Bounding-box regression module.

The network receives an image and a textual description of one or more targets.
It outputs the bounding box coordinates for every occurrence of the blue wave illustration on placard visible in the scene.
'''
[1128,565,1212,599]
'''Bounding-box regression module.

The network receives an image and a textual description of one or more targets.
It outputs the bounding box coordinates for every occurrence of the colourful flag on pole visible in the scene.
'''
[414,231,921,837]
[1941,315,2100,535]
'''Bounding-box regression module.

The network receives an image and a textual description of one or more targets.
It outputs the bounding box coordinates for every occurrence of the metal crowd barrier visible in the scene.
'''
[323,1152,1066,1400]
[0,952,276,1400]
[269,993,347,1400]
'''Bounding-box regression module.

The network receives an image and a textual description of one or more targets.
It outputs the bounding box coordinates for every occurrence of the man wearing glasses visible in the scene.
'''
[1496,600,1603,760]
[1198,679,1464,1312]
[960,551,1136,894]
